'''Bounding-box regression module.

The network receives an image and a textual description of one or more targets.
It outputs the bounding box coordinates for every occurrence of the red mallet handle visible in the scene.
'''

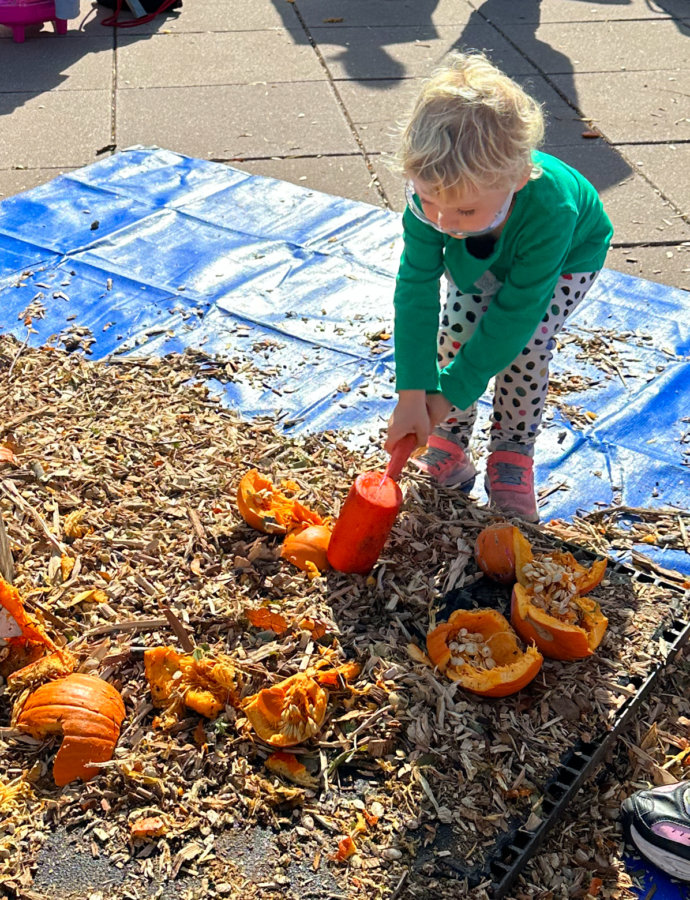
[383,433,418,482]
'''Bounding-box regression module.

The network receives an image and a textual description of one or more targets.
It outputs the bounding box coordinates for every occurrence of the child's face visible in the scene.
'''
[408,178,515,238]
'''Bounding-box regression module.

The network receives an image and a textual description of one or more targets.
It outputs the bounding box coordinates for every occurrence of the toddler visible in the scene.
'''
[385,52,613,522]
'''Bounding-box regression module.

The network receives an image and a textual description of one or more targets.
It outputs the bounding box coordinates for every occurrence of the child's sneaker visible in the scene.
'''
[413,434,476,491]
[485,448,539,523]
[621,781,690,881]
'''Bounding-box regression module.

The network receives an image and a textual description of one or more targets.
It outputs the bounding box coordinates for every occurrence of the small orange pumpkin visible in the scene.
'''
[15,673,126,786]
[474,523,533,584]
[144,646,240,726]
[280,523,331,578]
[243,672,328,747]
[511,582,608,660]
[236,469,324,535]
[426,608,543,697]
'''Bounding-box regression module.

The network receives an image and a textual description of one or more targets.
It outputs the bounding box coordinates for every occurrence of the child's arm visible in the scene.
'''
[386,209,447,453]
[393,208,446,397]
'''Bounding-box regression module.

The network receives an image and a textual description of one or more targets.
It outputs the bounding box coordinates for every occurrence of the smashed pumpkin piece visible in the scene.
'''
[426,608,543,697]
[280,523,331,579]
[245,607,288,635]
[144,646,240,726]
[7,647,77,693]
[511,582,608,660]
[237,469,324,535]
[15,673,126,786]
[130,815,170,842]
[312,660,361,688]
[0,575,60,678]
[265,751,320,789]
[333,835,357,862]
[243,672,328,747]
[475,524,607,597]
[474,525,609,659]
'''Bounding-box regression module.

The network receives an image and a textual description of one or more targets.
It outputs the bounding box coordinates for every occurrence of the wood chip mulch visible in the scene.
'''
[1,335,689,900]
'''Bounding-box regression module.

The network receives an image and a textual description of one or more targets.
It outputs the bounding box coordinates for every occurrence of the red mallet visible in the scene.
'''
[327,434,418,574]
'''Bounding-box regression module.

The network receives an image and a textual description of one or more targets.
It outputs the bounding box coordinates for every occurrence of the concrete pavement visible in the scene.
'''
[0,0,688,290]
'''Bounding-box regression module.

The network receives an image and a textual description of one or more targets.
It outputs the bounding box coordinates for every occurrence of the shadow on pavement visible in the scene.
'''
[0,2,175,116]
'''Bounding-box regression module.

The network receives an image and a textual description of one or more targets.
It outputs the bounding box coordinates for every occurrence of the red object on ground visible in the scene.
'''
[0,1,67,42]
[327,435,417,574]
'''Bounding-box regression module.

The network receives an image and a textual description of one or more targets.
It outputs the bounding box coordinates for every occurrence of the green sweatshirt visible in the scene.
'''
[393,151,613,410]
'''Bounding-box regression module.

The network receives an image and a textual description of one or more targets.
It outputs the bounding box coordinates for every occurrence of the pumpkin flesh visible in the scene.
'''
[15,673,126,786]
[0,576,59,677]
[265,751,320,788]
[243,672,328,747]
[7,648,77,693]
[426,608,542,697]
[517,550,606,596]
[144,646,239,726]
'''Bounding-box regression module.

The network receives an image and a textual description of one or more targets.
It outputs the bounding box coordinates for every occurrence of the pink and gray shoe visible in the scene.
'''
[621,781,690,881]
[485,449,539,523]
[413,434,477,491]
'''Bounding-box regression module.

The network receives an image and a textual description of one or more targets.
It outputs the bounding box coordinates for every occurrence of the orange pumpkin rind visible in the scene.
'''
[15,673,126,786]
[511,583,608,660]
[426,608,543,697]
[237,469,324,535]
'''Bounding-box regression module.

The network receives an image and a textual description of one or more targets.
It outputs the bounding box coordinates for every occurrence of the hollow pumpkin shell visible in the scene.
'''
[511,582,608,660]
[236,469,323,535]
[243,672,328,747]
[426,608,543,697]
[280,523,331,577]
[15,673,125,786]
[474,524,533,584]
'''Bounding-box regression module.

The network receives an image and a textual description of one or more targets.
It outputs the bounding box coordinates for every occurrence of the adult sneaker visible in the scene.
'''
[485,449,539,523]
[621,781,690,882]
[413,434,476,491]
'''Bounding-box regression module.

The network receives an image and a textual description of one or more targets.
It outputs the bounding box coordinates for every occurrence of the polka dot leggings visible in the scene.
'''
[436,270,599,453]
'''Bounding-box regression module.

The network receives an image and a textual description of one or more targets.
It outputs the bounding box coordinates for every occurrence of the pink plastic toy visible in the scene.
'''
[0,0,67,42]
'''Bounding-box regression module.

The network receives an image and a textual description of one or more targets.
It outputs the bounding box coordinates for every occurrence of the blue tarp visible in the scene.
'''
[1,147,688,577]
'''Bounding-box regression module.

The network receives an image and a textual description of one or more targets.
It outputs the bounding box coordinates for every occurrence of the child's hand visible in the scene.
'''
[385,390,429,453]
[426,393,452,428]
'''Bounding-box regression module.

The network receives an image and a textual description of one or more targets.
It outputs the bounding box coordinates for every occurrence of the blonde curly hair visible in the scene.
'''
[395,51,545,195]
